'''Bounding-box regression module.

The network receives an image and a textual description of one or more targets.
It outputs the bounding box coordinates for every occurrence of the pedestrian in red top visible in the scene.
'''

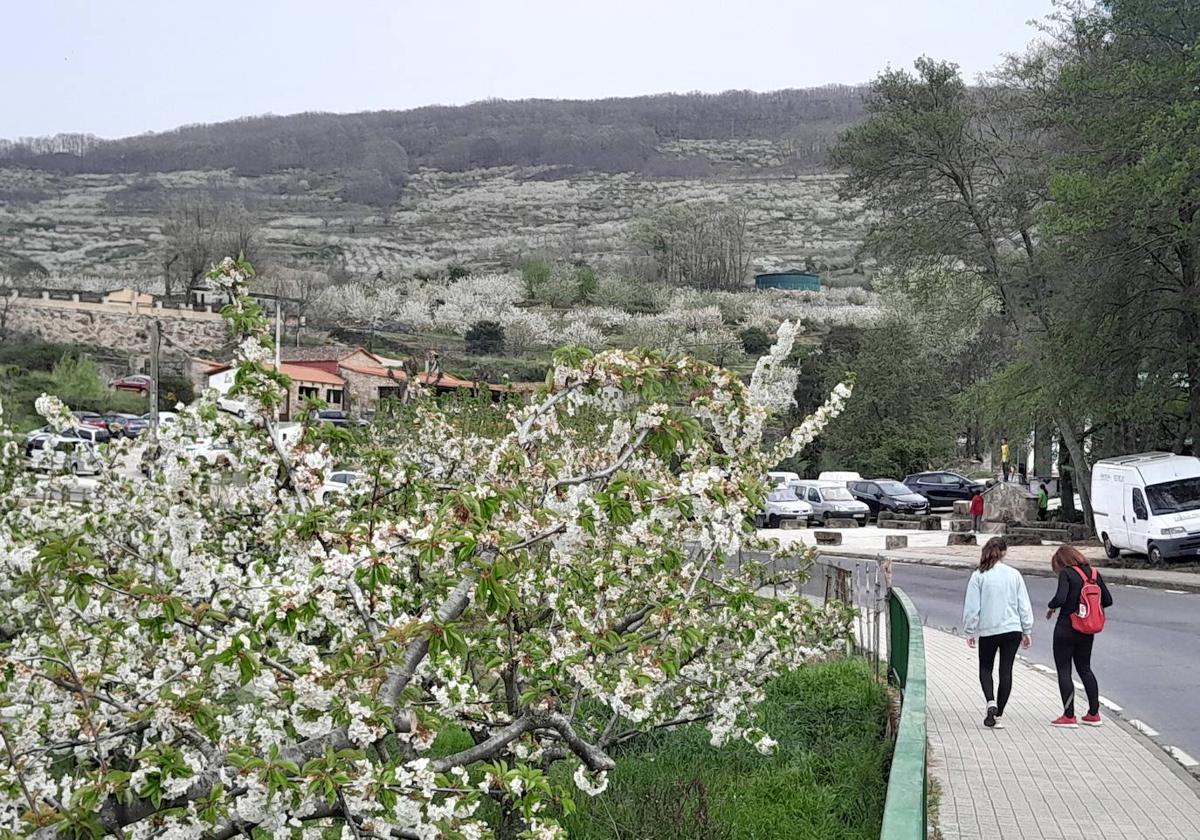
[970,492,985,532]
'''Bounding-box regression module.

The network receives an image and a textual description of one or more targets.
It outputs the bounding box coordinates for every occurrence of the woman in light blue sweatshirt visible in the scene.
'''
[962,537,1034,729]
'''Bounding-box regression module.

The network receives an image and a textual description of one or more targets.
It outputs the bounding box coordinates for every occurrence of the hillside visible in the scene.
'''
[0,88,872,284]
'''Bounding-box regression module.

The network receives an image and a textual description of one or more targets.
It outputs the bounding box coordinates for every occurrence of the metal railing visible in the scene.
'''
[881,586,928,840]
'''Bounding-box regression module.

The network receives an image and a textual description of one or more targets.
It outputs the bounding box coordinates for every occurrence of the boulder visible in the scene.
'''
[885,535,909,550]
[947,533,978,546]
[826,518,859,528]
[779,519,808,530]
[919,516,943,531]
[814,531,843,546]
[949,519,973,533]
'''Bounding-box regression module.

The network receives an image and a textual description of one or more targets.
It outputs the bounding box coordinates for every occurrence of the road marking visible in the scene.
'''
[1031,664,1054,675]
[1125,584,1147,589]
[1098,696,1123,712]
[1130,719,1159,737]
[1166,746,1200,768]
[1164,589,1187,594]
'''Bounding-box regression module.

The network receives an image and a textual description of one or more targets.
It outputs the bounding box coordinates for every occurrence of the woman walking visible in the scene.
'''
[963,537,1034,729]
[1047,546,1113,727]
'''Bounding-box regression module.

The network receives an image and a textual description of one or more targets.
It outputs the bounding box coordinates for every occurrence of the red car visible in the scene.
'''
[112,374,153,394]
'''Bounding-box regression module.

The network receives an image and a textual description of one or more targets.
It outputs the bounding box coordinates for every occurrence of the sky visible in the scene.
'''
[2,0,1056,139]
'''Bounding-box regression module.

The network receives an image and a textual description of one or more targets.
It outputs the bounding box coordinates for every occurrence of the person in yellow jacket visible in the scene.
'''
[1000,437,1011,482]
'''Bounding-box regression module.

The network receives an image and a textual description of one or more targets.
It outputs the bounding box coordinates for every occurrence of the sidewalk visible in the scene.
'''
[925,626,1200,839]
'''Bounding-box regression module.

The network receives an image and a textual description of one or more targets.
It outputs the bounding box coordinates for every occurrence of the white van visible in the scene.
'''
[1092,453,1200,564]
[818,471,862,485]
[792,480,871,525]
[767,471,801,487]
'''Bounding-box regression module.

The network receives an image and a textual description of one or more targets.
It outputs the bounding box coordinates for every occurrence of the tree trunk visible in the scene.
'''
[1034,423,1052,478]
[1058,432,1076,521]
[1056,414,1093,531]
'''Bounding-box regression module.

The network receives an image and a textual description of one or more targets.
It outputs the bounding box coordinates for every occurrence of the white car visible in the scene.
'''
[756,487,815,528]
[767,470,801,487]
[184,440,233,466]
[29,436,103,475]
[316,470,361,504]
[217,396,249,419]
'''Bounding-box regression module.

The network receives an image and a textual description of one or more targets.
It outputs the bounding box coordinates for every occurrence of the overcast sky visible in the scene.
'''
[2,0,1055,139]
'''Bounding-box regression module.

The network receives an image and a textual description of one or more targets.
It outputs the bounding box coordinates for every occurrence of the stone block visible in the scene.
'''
[947,533,977,546]
[918,516,943,531]
[826,518,859,528]
[953,500,972,516]
[814,531,842,546]
[949,519,973,533]
[779,518,808,531]
[879,519,920,530]
[885,535,909,550]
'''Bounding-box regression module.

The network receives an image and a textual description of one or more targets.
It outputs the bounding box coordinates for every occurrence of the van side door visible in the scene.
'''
[1128,486,1152,554]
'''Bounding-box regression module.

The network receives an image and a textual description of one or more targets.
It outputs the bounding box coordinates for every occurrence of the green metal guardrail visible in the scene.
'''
[881,586,927,840]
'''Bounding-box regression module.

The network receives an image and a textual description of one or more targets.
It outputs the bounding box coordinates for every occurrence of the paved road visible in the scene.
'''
[894,562,1200,759]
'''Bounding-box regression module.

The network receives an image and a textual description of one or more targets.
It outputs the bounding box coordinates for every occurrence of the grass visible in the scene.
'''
[558,659,891,840]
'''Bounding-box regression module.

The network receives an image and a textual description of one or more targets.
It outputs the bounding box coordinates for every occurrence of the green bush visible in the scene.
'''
[740,326,773,355]
[157,374,195,408]
[519,257,553,299]
[464,320,506,355]
[560,659,891,840]
[447,264,471,280]
[574,264,599,303]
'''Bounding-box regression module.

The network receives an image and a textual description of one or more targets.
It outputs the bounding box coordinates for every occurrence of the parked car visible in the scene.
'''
[62,426,113,446]
[791,480,871,524]
[24,431,54,459]
[141,411,179,427]
[217,396,249,418]
[111,374,153,393]
[848,479,930,519]
[72,411,108,430]
[316,470,362,504]
[102,413,148,437]
[1092,453,1200,564]
[903,471,986,508]
[184,440,233,467]
[30,436,102,475]
[315,409,350,428]
[754,487,815,529]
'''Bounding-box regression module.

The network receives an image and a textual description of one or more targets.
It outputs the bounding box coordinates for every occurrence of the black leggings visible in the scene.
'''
[978,631,1022,714]
[1054,624,1098,717]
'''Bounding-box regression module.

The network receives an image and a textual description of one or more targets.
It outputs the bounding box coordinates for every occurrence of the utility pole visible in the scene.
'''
[274,298,282,370]
[149,319,161,430]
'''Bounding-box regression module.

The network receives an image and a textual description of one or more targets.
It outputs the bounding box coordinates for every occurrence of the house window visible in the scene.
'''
[378,386,404,401]
[298,386,319,401]
[325,389,344,407]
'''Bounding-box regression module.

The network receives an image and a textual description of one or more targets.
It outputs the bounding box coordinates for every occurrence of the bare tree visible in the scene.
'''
[633,203,754,291]
[159,198,260,299]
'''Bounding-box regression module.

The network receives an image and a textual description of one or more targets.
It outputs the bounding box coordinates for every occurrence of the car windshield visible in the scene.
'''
[1146,477,1200,515]
[768,489,799,502]
[877,480,911,496]
[822,487,854,501]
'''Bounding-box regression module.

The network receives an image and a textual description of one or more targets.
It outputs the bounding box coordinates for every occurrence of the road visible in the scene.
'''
[894,562,1200,759]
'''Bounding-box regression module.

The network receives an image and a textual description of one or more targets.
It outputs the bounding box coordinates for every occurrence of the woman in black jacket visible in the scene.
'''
[1046,546,1113,728]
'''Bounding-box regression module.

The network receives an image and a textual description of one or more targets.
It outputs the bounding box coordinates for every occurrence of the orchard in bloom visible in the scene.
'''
[0,257,853,840]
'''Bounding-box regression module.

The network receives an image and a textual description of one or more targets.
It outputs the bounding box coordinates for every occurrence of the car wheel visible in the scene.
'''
[237,409,246,419]
[1148,544,1165,566]
[767,514,780,529]
[70,460,80,476]
[753,514,764,528]
[1102,533,1120,560]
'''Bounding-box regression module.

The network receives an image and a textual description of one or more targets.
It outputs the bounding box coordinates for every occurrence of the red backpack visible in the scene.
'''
[1070,566,1106,634]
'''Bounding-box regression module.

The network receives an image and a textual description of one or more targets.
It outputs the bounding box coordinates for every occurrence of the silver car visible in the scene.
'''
[792,480,870,524]
[755,487,816,528]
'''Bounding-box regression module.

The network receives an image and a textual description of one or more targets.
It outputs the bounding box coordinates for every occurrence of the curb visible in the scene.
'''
[822,548,1200,594]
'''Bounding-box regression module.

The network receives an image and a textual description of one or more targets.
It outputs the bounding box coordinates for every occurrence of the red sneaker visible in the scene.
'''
[1051,715,1079,728]
[1081,713,1103,726]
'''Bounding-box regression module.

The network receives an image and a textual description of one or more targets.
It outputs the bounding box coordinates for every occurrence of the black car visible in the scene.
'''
[848,479,930,518]
[316,409,350,428]
[903,471,987,508]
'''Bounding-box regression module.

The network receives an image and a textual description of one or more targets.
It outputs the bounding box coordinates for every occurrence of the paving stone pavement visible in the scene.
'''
[925,626,1200,839]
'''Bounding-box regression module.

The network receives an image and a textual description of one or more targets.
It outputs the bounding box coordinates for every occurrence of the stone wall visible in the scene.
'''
[2,294,230,357]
